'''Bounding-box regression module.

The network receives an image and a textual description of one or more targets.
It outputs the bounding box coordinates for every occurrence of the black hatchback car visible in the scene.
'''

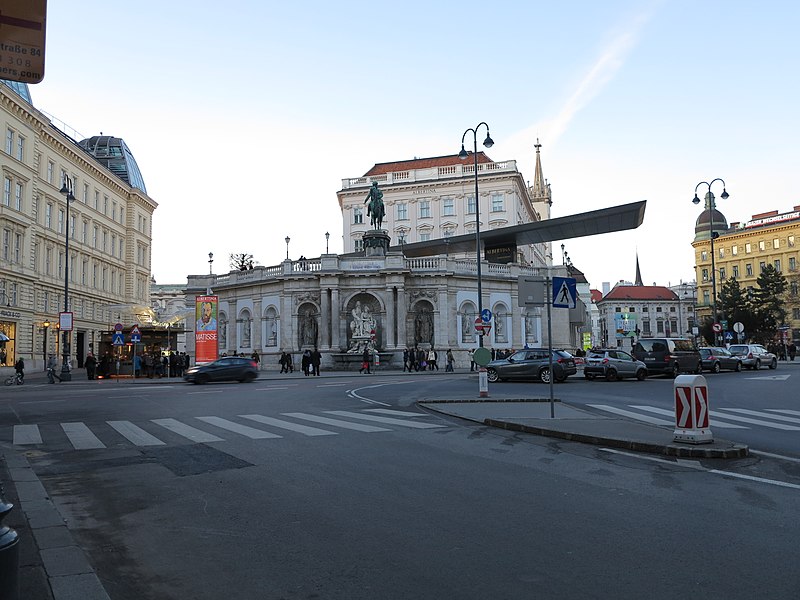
[632,338,702,377]
[184,356,259,384]
[699,347,742,373]
[486,349,577,383]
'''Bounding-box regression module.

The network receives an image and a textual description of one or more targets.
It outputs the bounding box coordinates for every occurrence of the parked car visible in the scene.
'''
[583,349,648,381]
[486,349,577,383]
[184,356,259,384]
[727,344,777,370]
[631,338,702,377]
[699,347,742,373]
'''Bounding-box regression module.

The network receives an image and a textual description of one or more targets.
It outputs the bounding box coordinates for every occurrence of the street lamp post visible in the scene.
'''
[208,252,214,275]
[58,175,75,381]
[693,179,729,344]
[285,236,290,260]
[325,231,330,254]
[459,122,494,349]
[42,321,50,369]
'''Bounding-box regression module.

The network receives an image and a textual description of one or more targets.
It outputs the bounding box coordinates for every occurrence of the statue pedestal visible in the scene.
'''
[363,230,390,257]
[347,335,375,354]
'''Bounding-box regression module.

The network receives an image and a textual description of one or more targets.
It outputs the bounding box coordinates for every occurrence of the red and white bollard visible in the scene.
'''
[673,374,713,444]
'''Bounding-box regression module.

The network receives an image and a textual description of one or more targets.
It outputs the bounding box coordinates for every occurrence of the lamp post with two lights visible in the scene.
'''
[58,175,75,381]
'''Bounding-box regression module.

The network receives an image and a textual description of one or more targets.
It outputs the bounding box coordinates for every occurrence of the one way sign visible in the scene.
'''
[552,277,577,309]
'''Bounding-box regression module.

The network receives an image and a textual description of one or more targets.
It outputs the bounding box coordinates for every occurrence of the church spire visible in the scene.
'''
[635,253,643,286]
[531,139,549,204]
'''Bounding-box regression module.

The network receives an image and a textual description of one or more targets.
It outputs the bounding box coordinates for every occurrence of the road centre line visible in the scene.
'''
[600,448,800,491]
[632,405,747,429]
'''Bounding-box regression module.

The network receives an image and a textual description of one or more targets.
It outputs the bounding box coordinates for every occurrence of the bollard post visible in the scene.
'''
[673,374,713,444]
[0,479,19,600]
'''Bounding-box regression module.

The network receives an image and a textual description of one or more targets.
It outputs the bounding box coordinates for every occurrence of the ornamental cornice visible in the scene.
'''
[407,289,437,304]
[295,292,320,306]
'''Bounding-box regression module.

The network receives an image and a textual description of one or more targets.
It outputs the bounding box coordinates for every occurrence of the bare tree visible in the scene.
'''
[229,253,256,271]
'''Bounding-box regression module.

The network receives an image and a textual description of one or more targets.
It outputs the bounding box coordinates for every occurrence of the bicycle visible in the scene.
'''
[4,372,24,386]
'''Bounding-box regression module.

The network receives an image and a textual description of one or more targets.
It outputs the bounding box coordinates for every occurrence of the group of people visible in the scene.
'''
[132,351,190,379]
[279,349,321,376]
[402,347,455,372]
[768,342,798,361]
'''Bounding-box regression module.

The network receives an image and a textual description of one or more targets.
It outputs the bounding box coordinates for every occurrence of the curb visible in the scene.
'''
[483,418,749,459]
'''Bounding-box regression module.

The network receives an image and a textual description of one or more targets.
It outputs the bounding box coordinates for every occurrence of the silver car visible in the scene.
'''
[727,344,777,370]
[584,349,648,381]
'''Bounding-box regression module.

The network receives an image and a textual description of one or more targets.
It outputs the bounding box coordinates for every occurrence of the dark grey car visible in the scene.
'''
[699,347,742,373]
[184,356,259,384]
[486,349,577,383]
[584,349,648,381]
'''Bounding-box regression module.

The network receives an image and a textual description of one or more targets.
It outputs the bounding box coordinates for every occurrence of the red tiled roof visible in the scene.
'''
[364,152,493,176]
[590,289,603,303]
[602,285,678,301]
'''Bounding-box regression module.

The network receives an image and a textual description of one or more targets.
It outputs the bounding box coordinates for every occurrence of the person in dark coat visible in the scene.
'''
[85,352,97,380]
[311,347,321,376]
[359,347,371,374]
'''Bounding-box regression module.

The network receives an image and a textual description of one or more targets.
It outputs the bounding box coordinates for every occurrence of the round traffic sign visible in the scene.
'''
[733,322,744,333]
[481,308,493,323]
[473,347,492,366]
[114,322,123,332]
[712,323,722,333]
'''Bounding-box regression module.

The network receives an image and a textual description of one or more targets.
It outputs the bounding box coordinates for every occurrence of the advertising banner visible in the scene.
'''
[615,313,637,338]
[195,295,218,363]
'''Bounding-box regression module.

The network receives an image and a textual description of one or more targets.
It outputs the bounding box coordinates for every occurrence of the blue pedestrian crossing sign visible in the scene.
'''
[112,332,124,346]
[724,331,733,341]
[552,277,577,309]
[481,308,492,323]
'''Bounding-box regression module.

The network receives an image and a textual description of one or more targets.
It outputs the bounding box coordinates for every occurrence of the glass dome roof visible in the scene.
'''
[78,135,147,194]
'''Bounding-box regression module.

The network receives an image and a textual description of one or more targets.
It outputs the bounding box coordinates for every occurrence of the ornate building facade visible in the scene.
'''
[0,81,157,370]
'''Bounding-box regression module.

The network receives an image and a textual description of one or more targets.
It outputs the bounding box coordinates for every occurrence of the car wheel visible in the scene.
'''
[755,359,761,370]
[605,369,617,382]
[712,362,721,374]
[241,372,257,383]
[195,373,209,385]
[670,363,679,378]
[487,368,500,383]
[539,368,551,384]
[636,369,647,381]
[735,361,742,372]
[769,358,777,370]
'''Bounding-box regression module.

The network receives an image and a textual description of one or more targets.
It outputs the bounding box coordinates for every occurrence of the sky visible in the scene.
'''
[26,1,800,290]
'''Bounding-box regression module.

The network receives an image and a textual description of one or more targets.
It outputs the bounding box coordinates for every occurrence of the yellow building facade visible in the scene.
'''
[693,205,800,343]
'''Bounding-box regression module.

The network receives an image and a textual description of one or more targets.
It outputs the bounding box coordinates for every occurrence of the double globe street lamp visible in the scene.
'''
[459,122,494,349]
[693,178,729,344]
[58,175,75,381]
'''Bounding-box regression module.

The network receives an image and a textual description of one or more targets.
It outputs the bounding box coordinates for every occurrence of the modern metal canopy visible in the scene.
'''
[389,200,647,258]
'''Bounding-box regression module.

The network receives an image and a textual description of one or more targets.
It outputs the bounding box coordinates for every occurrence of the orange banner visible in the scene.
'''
[195,295,218,363]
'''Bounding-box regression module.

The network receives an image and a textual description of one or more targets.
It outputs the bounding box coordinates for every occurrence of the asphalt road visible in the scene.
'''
[2,373,799,599]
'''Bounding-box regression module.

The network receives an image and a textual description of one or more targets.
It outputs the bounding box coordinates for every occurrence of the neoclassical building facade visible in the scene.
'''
[0,81,157,370]
[184,254,572,369]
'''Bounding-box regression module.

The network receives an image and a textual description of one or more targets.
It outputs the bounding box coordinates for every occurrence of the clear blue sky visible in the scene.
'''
[29,1,800,290]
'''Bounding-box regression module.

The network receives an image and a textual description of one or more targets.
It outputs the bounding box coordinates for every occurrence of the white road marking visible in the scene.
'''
[151,419,224,443]
[282,412,389,432]
[195,417,281,439]
[13,424,42,445]
[324,410,445,429]
[239,414,337,436]
[61,422,106,449]
[107,421,165,446]
[708,410,800,431]
[586,405,672,426]
[632,405,747,429]
[768,409,800,417]
[716,408,800,425]
[744,374,791,381]
[750,449,800,464]
[600,448,800,490]
[365,409,427,417]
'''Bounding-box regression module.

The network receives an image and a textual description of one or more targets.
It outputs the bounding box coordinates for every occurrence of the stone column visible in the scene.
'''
[384,287,396,349]
[396,286,407,349]
[253,298,263,350]
[330,287,340,350]
[320,288,330,350]
[280,291,293,351]
[436,287,449,349]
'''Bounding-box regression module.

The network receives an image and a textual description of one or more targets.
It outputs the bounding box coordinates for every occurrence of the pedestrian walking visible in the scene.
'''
[251,350,261,370]
[311,347,321,376]
[302,349,312,376]
[403,348,411,372]
[427,348,438,371]
[468,348,476,372]
[445,349,454,372]
[359,347,371,374]
[788,342,796,361]
[85,352,97,380]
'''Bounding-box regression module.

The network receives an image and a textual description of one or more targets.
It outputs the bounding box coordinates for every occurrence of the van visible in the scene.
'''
[631,338,702,377]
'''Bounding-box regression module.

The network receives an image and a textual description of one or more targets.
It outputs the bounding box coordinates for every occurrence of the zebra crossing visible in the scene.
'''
[587,404,800,431]
[7,409,445,451]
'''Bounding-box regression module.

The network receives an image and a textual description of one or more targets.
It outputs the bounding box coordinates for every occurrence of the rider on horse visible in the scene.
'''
[364,181,385,230]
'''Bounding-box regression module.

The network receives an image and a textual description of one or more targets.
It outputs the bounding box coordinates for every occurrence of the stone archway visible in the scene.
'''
[344,293,382,352]
[297,302,319,349]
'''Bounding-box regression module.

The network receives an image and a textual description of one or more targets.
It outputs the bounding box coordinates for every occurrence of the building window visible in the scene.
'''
[82,183,88,203]
[112,202,117,221]
[703,291,710,305]
[5,128,12,154]
[57,208,64,234]
[746,263,753,276]
[45,247,51,274]
[396,203,407,220]
[773,238,780,249]
[2,229,8,261]
[759,261,766,272]
[790,257,797,271]
[657,320,664,333]
[745,243,751,253]
[111,234,116,257]
[656,307,663,313]
[13,233,21,263]
[353,207,363,224]
[758,240,765,251]
[58,251,64,278]
[491,193,504,212]
[82,221,88,243]
[719,267,726,279]
[642,320,651,335]
[354,239,364,252]
[16,136,24,161]
[466,194,476,214]
[45,204,52,228]
[669,306,676,313]
[119,239,123,257]
[701,268,709,282]
[791,282,799,296]
[442,197,455,216]
[732,245,738,256]
[642,306,649,312]
[94,190,99,210]
[732,265,739,278]
[793,308,800,320]
[419,200,431,219]
[103,195,109,215]
[420,232,431,241]
[700,251,708,261]
[14,182,22,210]
[82,259,88,285]
[93,226,98,248]
[774,259,781,272]
[615,307,621,312]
